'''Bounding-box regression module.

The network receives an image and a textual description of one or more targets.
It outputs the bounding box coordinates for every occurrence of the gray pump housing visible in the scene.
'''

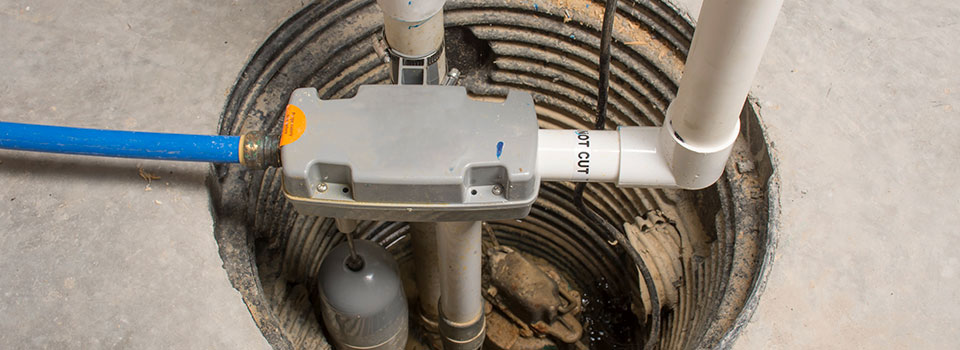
[280,85,540,222]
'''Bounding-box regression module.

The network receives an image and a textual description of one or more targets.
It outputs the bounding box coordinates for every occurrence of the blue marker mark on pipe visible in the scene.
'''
[496,141,504,159]
[408,20,427,29]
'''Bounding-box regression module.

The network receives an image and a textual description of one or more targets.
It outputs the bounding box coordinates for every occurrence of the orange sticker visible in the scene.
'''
[280,104,306,146]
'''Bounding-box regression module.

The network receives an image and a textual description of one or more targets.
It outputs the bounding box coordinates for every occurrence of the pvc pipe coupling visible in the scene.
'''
[537,124,737,190]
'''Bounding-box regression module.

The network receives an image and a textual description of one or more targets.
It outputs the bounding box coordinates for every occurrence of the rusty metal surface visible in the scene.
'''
[487,247,568,324]
[484,244,585,348]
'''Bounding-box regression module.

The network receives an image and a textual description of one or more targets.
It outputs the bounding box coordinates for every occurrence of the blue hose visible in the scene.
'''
[0,121,240,163]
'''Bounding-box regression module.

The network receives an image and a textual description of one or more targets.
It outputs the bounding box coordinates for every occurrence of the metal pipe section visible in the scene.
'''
[376,0,444,25]
[0,121,241,163]
[435,221,484,350]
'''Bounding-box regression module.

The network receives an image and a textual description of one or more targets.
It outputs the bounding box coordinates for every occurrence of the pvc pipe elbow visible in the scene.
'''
[655,120,738,190]
[537,0,782,190]
[538,125,737,190]
[615,127,678,188]
[614,124,737,190]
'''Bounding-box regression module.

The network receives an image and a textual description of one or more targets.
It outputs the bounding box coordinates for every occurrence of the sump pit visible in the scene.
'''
[209,0,779,349]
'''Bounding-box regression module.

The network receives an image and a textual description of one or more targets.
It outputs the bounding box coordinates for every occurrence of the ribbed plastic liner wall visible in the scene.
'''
[209,0,779,349]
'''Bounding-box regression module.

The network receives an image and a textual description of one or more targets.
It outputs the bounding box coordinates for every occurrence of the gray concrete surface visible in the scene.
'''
[2,0,959,349]
[673,0,960,348]
[732,1,960,348]
[0,1,301,348]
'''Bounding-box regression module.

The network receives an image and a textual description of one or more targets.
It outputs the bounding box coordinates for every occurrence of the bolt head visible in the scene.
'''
[317,182,328,193]
[448,68,461,78]
[491,184,504,196]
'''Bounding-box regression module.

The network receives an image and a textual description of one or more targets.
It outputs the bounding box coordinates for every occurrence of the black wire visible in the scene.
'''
[579,202,661,350]
[572,0,661,349]
[595,0,617,131]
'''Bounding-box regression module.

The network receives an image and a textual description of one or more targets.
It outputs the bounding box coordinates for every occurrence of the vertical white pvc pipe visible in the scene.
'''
[409,223,441,324]
[657,0,783,189]
[382,12,445,57]
[435,221,483,324]
[667,0,783,146]
[377,0,444,22]
[377,0,445,57]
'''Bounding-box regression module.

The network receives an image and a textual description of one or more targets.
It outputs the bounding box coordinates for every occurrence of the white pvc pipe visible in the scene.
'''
[667,0,783,147]
[435,221,483,324]
[537,128,677,187]
[377,0,445,57]
[377,0,444,22]
[382,11,445,57]
[538,129,620,182]
[617,126,678,188]
[536,0,782,189]
[658,0,783,189]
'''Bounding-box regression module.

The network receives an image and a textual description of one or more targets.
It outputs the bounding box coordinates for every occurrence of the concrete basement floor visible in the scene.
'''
[0,0,957,348]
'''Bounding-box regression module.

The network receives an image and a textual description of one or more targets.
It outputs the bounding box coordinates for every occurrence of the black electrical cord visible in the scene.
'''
[572,1,661,349]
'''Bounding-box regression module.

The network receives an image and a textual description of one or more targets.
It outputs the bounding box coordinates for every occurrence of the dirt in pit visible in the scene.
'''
[542,0,686,78]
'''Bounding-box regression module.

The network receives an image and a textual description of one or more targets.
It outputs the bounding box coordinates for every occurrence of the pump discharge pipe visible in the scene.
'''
[538,0,784,189]
[377,0,488,348]
[378,0,447,85]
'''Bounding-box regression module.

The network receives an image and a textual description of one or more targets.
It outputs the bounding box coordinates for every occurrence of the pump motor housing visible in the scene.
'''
[280,85,540,222]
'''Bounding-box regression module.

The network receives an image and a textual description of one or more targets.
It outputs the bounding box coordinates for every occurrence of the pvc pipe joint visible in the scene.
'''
[536,124,734,189]
[657,0,781,188]
[655,119,738,189]
[537,0,781,190]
